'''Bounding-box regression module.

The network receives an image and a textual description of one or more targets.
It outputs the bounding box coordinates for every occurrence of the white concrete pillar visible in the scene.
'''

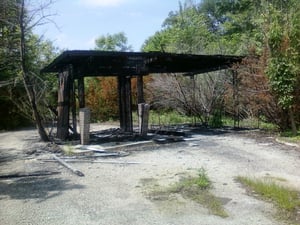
[80,108,90,145]
[138,103,150,136]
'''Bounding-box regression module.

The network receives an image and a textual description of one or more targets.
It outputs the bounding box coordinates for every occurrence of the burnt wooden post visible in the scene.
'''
[118,75,133,132]
[69,65,78,135]
[57,66,71,140]
[137,75,144,104]
[78,76,85,108]
[118,75,124,130]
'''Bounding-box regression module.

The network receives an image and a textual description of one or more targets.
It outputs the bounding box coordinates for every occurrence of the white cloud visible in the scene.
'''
[78,0,126,7]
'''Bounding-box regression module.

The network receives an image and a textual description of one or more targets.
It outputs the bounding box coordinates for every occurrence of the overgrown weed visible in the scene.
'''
[237,176,300,224]
[147,168,228,218]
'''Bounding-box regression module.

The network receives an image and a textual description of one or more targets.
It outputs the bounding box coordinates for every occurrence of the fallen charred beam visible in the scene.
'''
[0,170,61,179]
[153,135,185,144]
[52,154,84,177]
[42,159,141,165]
[148,129,187,137]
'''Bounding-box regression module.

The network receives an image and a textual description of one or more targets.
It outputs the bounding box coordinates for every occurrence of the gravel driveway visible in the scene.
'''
[0,127,299,225]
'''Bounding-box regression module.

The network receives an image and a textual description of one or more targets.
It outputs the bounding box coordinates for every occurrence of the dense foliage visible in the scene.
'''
[95,32,133,52]
[0,0,58,131]
[1,0,299,134]
[142,0,300,132]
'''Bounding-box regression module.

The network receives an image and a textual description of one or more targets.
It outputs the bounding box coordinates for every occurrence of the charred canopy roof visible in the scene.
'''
[42,50,243,77]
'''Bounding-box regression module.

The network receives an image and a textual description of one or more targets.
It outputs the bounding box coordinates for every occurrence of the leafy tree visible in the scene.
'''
[86,77,119,122]
[141,0,300,132]
[263,0,300,133]
[142,1,228,123]
[0,1,24,128]
[86,32,134,121]
[0,0,58,139]
[95,32,132,51]
[215,0,300,131]
[141,31,171,52]
[143,1,213,54]
[199,0,224,31]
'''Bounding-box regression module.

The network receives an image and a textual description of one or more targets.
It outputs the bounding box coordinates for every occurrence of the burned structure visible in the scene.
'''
[42,50,242,141]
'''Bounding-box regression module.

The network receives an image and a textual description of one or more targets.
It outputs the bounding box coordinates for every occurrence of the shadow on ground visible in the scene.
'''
[0,148,19,164]
[0,176,85,202]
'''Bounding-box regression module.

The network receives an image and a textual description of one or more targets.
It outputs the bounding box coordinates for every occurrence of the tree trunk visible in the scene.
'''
[19,0,49,142]
[31,91,50,141]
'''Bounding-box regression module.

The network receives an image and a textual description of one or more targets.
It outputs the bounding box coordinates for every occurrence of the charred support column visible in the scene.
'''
[57,66,71,140]
[69,65,78,136]
[78,76,85,108]
[118,75,133,132]
[137,75,144,104]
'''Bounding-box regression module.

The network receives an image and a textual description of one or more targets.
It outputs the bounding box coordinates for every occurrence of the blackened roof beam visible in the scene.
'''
[41,50,243,77]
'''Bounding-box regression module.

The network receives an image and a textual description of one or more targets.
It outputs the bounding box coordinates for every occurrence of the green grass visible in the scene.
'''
[133,110,194,126]
[177,168,211,190]
[148,169,228,218]
[236,176,300,224]
[133,109,279,131]
[171,169,228,218]
[279,131,300,145]
[62,144,74,156]
[149,110,193,126]
[222,117,278,130]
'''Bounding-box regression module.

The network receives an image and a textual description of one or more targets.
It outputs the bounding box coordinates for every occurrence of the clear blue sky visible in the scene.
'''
[34,0,190,51]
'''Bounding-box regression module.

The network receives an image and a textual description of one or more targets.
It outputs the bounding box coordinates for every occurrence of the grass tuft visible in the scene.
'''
[237,176,300,224]
[278,131,300,145]
[179,168,211,190]
[148,169,228,218]
[62,144,74,156]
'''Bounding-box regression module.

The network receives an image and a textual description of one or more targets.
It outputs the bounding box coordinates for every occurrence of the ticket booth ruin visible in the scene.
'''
[42,50,242,141]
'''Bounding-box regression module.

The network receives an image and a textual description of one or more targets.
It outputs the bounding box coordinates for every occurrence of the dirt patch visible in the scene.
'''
[141,172,229,218]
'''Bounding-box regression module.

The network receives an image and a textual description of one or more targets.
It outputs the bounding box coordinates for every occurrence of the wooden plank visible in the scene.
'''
[52,154,84,177]
[101,140,152,151]
[42,159,141,165]
[0,171,61,179]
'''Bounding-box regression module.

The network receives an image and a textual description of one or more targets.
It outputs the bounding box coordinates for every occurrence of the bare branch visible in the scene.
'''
[24,0,58,31]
